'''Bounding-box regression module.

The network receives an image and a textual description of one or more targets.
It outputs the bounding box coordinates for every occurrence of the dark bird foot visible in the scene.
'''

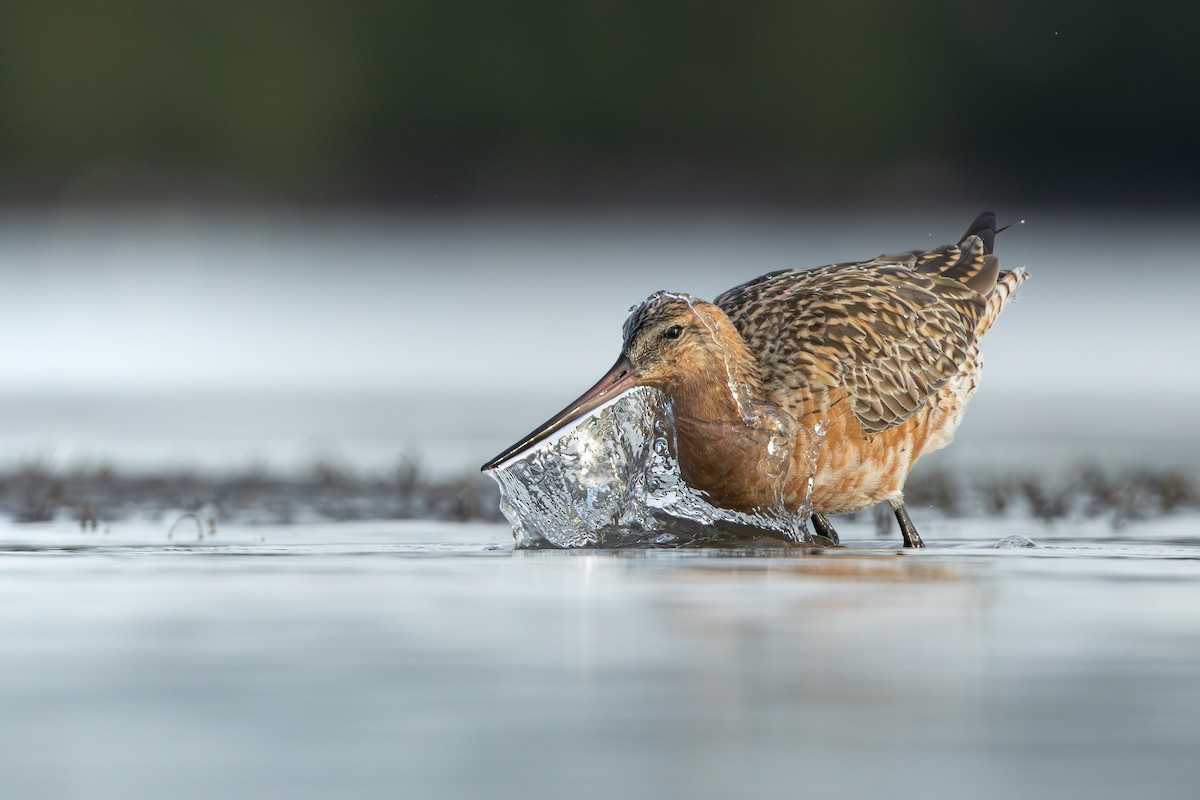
[810,512,840,546]
[892,503,925,548]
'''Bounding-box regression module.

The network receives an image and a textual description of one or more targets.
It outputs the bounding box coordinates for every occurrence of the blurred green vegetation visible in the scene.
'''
[0,0,1195,203]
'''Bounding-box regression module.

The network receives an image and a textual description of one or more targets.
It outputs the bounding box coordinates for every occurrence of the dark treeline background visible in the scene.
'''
[0,0,1195,207]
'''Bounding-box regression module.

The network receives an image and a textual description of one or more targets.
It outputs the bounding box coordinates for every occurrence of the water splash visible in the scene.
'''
[486,387,825,548]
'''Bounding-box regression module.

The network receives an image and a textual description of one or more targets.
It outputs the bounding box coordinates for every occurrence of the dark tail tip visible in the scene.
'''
[961,211,997,254]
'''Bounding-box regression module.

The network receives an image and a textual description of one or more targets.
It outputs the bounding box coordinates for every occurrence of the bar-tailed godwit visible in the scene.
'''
[484,212,1028,547]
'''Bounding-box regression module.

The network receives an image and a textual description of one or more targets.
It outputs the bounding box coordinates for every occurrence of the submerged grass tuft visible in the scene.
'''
[923,464,1198,529]
[0,460,505,528]
[0,461,1195,530]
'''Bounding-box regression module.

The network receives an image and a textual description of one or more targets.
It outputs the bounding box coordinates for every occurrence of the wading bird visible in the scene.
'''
[483,212,1027,547]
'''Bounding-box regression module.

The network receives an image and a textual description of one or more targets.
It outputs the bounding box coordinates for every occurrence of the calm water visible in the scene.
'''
[3,518,1200,800]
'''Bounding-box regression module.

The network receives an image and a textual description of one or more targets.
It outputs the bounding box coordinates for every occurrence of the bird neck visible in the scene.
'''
[665,350,787,513]
[669,364,761,427]
[641,305,799,510]
[666,318,767,424]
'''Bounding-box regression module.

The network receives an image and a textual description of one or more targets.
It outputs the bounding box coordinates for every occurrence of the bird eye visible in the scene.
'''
[662,325,683,340]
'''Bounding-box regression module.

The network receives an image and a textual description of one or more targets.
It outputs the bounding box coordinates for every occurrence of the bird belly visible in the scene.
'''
[803,402,940,514]
[792,353,982,515]
[673,376,977,517]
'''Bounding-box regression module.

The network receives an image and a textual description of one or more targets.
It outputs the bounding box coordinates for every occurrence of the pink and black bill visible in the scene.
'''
[481,355,639,472]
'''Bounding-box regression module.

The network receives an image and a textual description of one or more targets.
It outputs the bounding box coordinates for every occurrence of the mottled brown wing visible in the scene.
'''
[714,252,986,433]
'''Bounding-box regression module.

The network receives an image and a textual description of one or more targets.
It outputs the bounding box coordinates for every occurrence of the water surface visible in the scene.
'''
[3,518,1198,800]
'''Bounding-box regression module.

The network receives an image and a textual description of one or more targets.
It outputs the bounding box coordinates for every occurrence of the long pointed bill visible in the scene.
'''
[481,355,640,472]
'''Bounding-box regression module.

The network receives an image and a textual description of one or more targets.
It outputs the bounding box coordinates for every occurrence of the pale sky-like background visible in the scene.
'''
[2,207,1191,397]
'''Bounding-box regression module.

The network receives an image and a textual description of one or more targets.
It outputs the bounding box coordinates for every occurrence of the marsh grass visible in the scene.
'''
[901,465,1200,529]
[0,459,503,528]
[1,460,1196,531]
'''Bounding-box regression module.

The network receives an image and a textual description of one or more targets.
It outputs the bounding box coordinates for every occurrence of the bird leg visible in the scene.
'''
[809,512,840,546]
[891,502,925,549]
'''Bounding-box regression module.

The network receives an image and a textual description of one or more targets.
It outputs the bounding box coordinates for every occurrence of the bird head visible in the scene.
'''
[481,291,749,471]
[620,292,743,389]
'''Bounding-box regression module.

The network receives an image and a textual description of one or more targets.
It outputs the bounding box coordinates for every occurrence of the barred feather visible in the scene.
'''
[712,215,1019,435]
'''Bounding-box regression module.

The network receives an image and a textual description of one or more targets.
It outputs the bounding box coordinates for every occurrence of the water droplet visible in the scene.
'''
[994,534,1037,549]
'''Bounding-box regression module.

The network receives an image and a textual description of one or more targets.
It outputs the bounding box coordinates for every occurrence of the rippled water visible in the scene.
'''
[4,518,1200,800]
